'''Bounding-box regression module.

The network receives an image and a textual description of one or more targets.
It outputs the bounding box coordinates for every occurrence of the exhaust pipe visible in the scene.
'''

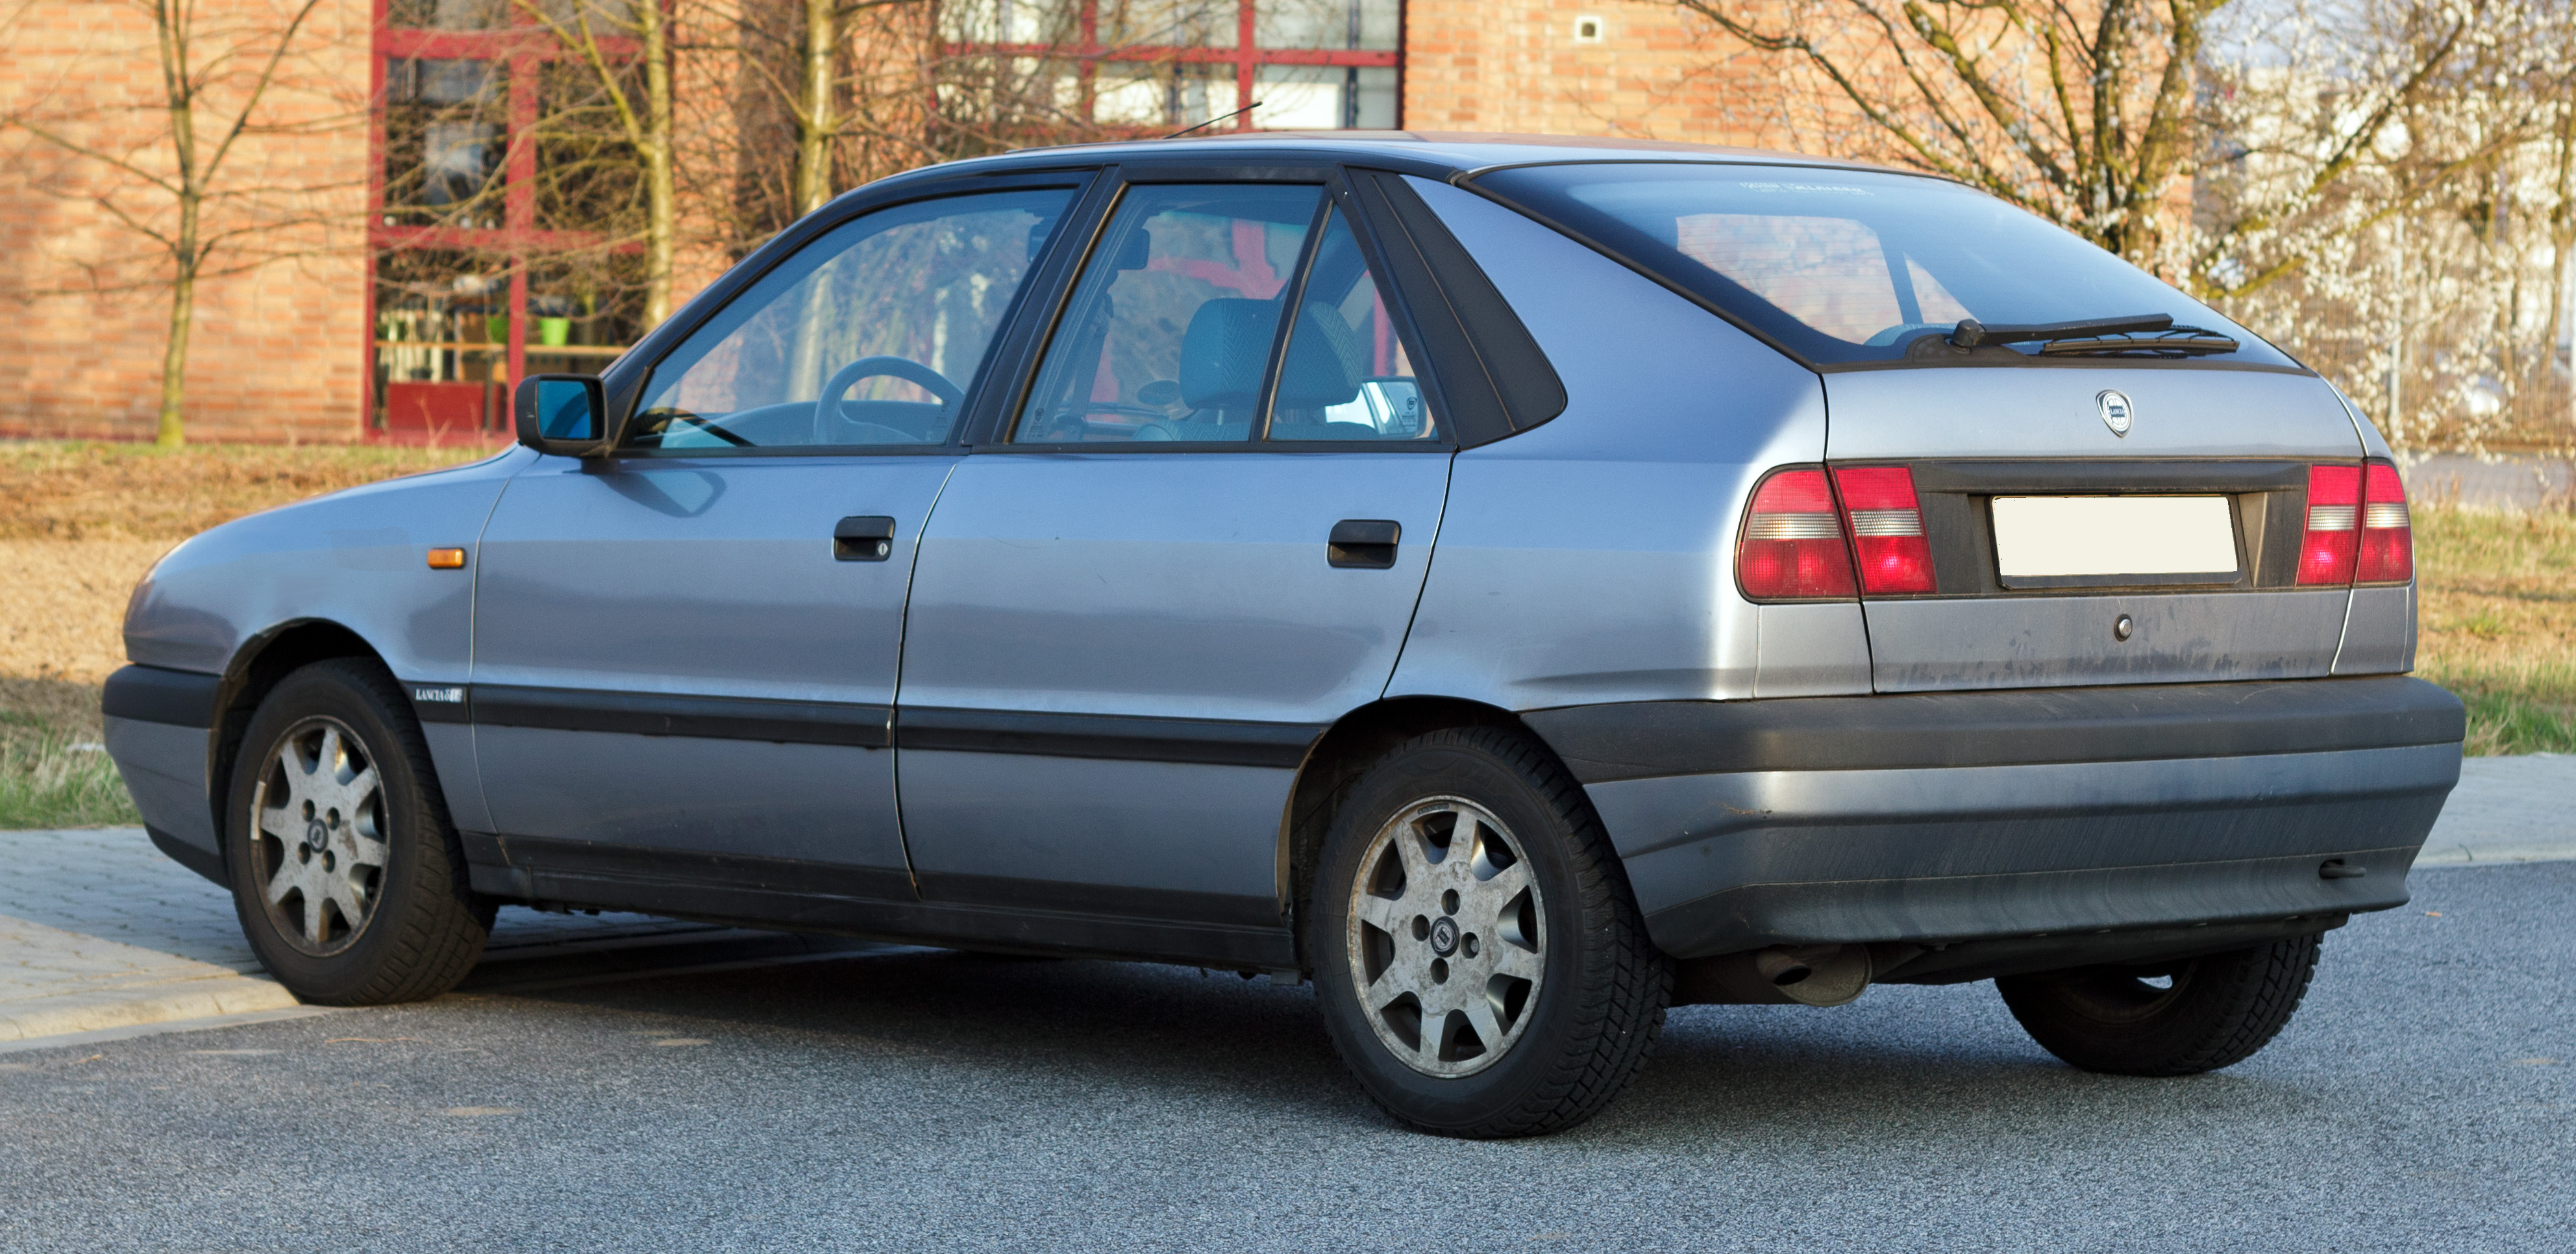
[1753,949,1813,986]
[1674,944,1874,1007]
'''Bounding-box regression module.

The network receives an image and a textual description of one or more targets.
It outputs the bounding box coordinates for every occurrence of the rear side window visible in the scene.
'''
[1266,207,1433,442]
[1011,183,1322,444]
[1474,163,2290,368]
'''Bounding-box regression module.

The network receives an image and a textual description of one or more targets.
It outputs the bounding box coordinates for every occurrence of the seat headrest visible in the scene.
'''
[1179,299,1276,410]
[1275,303,1363,410]
[1178,299,1366,412]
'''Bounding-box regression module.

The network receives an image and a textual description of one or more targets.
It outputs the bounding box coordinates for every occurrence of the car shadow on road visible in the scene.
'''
[462,946,2320,1147]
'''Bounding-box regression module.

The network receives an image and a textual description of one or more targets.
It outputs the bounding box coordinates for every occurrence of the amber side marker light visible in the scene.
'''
[427,548,467,570]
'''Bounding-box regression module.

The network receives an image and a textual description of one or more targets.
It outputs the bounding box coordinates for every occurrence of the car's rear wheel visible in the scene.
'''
[1308,727,1669,1138]
[224,658,491,1005]
[1996,933,2323,1076]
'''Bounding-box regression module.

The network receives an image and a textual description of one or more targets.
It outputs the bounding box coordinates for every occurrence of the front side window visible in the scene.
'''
[629,187,1074,450]
[1013,183,1323,444]
[1474,163,2290,368]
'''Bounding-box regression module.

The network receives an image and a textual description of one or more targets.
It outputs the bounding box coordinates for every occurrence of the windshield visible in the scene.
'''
[1472,162,2292,368]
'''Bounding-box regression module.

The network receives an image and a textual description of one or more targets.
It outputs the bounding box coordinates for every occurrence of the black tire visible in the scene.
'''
[223,658,491,1005]
[1307,727,1669,1138]
[1996,933,2323,1076]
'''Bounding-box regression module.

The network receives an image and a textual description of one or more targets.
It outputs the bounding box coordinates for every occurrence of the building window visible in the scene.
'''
[943,1,1403,134]
[364,1,1404,438]
[1573,16,1603,44]
[369,2,643,439]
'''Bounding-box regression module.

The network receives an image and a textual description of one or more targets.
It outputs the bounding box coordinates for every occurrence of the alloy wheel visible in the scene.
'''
[247,716,390,956]
[1344,795,1546,1077]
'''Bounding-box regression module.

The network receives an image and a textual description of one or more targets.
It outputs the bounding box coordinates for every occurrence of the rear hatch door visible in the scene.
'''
[1825,365,2365,693]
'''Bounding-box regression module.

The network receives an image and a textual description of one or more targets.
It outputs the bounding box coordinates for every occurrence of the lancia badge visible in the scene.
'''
[2097,390,2133,437]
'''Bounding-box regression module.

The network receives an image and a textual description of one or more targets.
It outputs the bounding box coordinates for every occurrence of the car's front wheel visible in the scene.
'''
[1996,933,2323,1076]
[1308,727,1670,1138]
[224,658,491,1004]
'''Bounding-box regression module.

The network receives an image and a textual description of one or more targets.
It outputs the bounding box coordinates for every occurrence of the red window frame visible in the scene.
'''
[956,0,1404,132]
[363,0,640,435]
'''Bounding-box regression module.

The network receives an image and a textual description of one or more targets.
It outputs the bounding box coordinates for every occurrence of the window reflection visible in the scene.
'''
[1015,184,1323,444]
[1269,208,1431,441]
[383,58,506,228]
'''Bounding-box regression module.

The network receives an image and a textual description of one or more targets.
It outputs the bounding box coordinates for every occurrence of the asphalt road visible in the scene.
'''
[2,862,2569,1253]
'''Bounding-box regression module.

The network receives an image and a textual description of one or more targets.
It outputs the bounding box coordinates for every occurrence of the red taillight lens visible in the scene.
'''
[1737,468,1856,599]
[2357,460,2412,583]
[1831,465,1937,594]
[2297,464,2361,585]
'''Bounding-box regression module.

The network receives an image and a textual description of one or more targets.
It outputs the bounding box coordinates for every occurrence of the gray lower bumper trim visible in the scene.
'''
[1596,742,2460,959]
[1527,675,2465,783]
[101,664,220,729]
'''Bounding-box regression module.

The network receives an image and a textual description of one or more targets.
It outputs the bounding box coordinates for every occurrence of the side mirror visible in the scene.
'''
[513,375,613,457]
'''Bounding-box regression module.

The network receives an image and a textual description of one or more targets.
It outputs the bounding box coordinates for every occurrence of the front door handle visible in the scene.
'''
[834,516,896,562]
[1328,519,1400,569]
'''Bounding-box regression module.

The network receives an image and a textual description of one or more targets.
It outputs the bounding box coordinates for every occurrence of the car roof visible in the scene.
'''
[893,131,1915,184]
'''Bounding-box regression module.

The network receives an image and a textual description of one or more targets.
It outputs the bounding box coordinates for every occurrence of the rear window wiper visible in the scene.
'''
[2033,327,2241,357]
[1946,314,2240,357]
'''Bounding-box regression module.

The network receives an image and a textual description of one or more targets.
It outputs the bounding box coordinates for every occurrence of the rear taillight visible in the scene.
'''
[2297,464,2360,585]
[1831,466,1937,594]
[2357,460,2412,583]
[1737,468,1856,599]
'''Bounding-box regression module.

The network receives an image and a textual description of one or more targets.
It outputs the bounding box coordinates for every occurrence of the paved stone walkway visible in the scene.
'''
[2414,753,2576,866]
[0,827,721,974]
[2400,453,2575,509]
[0,827,732,1046]
[0,753,2566,1047]
[0,915,299,1042]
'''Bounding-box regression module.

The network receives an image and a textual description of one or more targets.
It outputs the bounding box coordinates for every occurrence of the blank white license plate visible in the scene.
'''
[1990,495,2238,579]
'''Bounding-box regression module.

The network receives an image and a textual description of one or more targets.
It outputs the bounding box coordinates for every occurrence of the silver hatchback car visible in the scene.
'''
[105,134,2464,1136]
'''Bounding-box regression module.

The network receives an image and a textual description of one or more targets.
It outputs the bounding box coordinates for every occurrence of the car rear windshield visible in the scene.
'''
[1471,162,2292,369]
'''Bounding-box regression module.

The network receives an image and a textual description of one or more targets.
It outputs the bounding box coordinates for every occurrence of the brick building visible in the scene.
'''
[1,1,1807,444]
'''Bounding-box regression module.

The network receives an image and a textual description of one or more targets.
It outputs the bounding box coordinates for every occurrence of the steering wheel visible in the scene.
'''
[816,356,965,444]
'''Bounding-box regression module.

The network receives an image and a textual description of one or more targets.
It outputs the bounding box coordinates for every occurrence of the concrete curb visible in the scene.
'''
[0,1005,339,1055]
[1,914,300,1044]
[2413,843,2576,867]
[2414,754,2576,868]
[0,975,304,1043]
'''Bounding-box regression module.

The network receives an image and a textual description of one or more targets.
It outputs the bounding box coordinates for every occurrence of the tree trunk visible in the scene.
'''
[2546,97,2575,429]
[796,0,837,217]
[643,0,678,329]
[154,0,197,447]
[158,218,197,448]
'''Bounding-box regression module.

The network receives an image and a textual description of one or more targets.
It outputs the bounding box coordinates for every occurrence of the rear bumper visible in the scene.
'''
[1524,677,2466,960]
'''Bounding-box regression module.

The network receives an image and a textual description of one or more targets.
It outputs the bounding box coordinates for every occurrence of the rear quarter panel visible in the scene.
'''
[1385,177,1856,710]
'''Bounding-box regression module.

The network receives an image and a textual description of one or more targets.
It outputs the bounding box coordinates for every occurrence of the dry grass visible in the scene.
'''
[2410,504,2576,755]
[1,540,175,686]
[0,442,485,827]
[0,675,134,829]
[0,440,488,542]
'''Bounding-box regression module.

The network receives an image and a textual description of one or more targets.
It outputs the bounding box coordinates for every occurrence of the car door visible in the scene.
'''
[468,182,1080,901]
[895,174,1452,959]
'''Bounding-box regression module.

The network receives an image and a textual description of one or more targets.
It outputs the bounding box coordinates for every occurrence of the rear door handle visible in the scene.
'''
[1328,519,1400,569]
[834,516,896,562]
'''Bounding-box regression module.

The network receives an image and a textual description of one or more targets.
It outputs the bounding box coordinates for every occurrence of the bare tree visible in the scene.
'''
[517,0,680,327]
[3,0,347,445]
[1666,0,2538,282]
[1672,0,2223,266]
